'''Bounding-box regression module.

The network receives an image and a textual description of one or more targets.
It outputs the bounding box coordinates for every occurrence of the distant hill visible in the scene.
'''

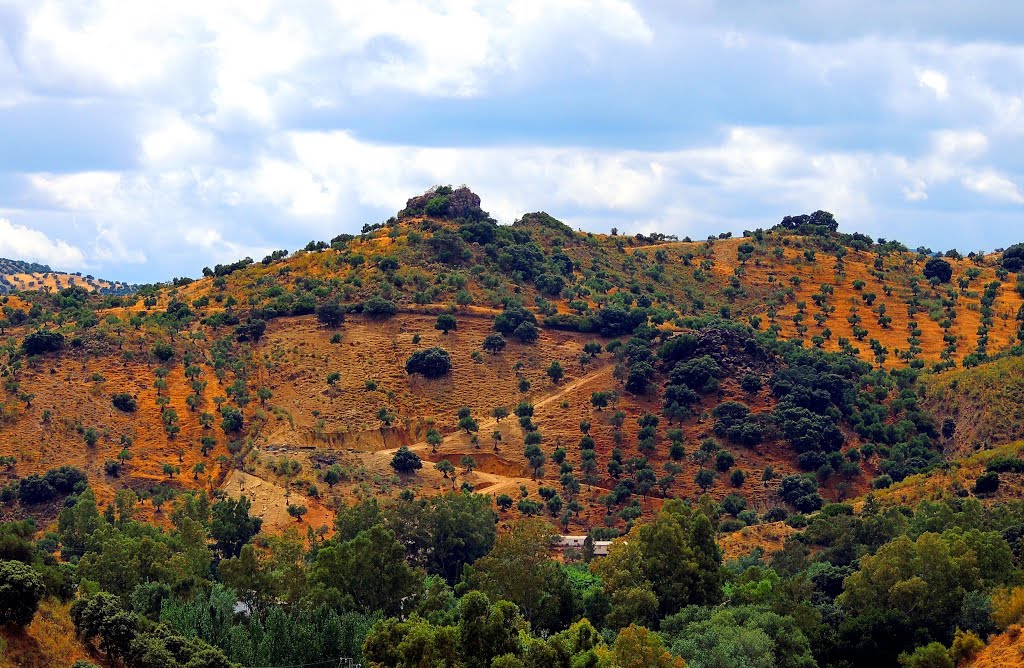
[5,187,1024,668]
[0,257,51,274]
[0,184,1022,538]
[0,256,136,295]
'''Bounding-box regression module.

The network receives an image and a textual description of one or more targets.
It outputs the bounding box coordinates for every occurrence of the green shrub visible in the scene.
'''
[111,393,137,412]
[405,347,452,378]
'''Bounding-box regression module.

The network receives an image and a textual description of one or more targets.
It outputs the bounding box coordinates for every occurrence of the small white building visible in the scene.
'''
[555,535,614,557]
[555,535,588,549]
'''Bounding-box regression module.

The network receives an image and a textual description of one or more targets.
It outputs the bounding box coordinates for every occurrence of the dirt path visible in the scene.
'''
[222,470,334,533]
[373,363,615,459]
[359,363,617,495]
[237,362,619,511]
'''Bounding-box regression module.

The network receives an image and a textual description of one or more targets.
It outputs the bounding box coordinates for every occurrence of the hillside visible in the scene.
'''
[5,188,1024,668]
[2,188,1022,536]
[0,257,135,296]
[923,355,1024,457]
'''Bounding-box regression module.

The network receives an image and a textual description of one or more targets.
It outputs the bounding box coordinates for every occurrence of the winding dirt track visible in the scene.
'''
[368,364,618,494]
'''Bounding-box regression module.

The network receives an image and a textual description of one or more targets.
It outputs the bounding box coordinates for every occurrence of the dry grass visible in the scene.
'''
[4,229,1023,538]
[719,521,797,561]
[0,599,102,668]
[964,626,1024,668]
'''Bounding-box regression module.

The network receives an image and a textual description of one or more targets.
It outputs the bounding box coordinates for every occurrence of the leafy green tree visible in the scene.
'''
[663,605,815,668]
[923,258,953,284]
[405,347,452,378]
[391,446,423,473]
[417,493,497,582]
[307,525,421,616]
[435,314,458,334]
[363,615,460,668]
[838,530,1012,660]
[112,393,137,412]
[695,468,716,492]
[0,560,44,627]
[377,407,396,427]
[458,412,479,435]
[58,486,101,554]
[220,406,243,433]
[468,519,569,630]
[599,625,687,668]
[483,333,507,354]
[315,300,346,327]
[591,391,612,411]
[70,592,137,663]
[459,592,525,668]
[256,386,272,406]
[593,500,722,618]
[513,321,539,343]
[210,495,262,559]
[778,475,824,513]
[546,361,564,383]
[899,643,954,668]
[364,294,399,316]
[436,459,456,488]
[21,329,65,356]
[524,444,545,478]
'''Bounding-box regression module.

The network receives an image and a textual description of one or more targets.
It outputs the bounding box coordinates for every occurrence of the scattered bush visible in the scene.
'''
[111,393,137,412]
[923,257,953,283]
[21,330,65,356]
[0,560,44,627]
[391,447,423,473]
[405,347,452,378]
[364,295,399,317]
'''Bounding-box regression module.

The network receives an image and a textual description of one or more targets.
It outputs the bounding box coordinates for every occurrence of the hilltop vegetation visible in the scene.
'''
[0,258,135,296]
[4,186,1024,666]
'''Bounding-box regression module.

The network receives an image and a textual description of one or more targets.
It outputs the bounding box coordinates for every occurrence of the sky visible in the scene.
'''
[0,1,1022,282]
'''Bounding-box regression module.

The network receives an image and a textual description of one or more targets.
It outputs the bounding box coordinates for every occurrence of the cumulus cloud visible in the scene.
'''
[963,170,1024,204]
[918,69,950,99]
[0,218,85,268]
[0,0,1023,280]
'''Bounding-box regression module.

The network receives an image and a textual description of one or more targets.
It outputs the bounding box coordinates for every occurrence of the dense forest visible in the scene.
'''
[4,187,1024,667]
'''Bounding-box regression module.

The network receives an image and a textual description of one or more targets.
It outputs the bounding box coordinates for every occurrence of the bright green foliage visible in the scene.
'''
[0,559,44,627]
[307,525,421,616]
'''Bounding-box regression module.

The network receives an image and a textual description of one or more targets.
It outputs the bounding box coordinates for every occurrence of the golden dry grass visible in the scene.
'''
[0,599,102,668]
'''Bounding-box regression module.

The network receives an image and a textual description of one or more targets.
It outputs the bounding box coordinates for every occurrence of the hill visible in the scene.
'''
[0,257,135,296]
[5,187,1024,668]
[1,187,1021,535]
[923,355,1024,457]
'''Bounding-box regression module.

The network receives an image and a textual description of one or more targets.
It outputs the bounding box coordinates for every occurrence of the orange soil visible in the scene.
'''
[0,599,103,668]
[719,521,797,561]
[965,627,1024,668]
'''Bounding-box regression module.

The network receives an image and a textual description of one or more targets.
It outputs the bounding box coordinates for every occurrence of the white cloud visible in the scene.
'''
[141,115,214,165]
[0,218,85,268]
[932,129,988,158]
[918,68,950,99]
[28,172,123,212]
[3,0,1024,281]
[10,0,653,125]
[962,170,1024,203]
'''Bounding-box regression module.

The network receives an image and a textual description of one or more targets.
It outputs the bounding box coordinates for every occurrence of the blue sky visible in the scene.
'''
[0,1,1022,282]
